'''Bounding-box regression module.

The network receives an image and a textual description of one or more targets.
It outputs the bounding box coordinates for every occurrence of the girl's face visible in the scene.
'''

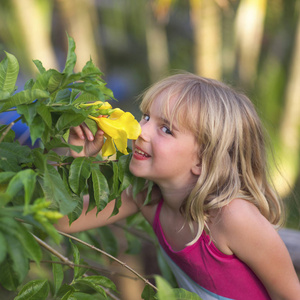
[129,93,201,189]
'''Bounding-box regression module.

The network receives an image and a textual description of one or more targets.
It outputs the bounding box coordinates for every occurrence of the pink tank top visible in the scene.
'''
[153,199,271,300]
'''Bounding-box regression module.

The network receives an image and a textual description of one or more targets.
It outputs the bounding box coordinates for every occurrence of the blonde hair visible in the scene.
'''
[139,72,284,242]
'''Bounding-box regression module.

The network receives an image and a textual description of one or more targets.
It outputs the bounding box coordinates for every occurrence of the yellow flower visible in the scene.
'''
[89,108,141,157]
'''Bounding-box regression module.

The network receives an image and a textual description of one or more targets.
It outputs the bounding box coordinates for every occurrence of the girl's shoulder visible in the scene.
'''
[215,198,271,235]
[208,198,272,255]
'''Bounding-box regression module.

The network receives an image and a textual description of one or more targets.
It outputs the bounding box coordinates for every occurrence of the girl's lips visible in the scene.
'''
[133,146,151,160]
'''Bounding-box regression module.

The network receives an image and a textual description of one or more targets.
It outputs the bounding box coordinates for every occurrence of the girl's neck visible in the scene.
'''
[158,184,193,212]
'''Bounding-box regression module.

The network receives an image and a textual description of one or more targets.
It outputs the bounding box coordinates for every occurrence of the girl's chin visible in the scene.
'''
[129,163,148,180]
[129,162,139,177]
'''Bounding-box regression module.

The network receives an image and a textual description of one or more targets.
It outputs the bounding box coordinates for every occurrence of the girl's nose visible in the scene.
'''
[138,121,151,142]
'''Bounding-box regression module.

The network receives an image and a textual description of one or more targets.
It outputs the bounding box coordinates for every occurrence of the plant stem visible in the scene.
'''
[32,234,121,300]
[0,121,14,143]
[51,159,118,167]
[0,116,23,143]
[57,230,158,292]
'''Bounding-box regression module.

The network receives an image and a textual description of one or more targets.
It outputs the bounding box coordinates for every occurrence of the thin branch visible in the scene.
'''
[50,159,117,167]
[57,230,158,292]
[0,116,23,143]
[0,121,14,143]
[32,234,120,300]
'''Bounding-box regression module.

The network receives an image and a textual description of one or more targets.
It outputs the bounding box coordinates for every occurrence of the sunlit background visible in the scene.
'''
[0,0,299,298]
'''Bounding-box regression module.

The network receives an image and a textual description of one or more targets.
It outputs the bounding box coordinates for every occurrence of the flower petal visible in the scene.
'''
[88,109,141,156]
[102,135,116,157]
[118,112,141,139]
[113,136,129,155]
[110,108,124,119]
[97,117,129,155]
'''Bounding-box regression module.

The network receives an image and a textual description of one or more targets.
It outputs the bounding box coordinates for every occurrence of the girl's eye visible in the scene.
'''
[143,114,150,121]
[162,126,172,135]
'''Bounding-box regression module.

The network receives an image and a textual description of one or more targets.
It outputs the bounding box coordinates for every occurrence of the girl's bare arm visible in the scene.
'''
[219,199,300,300]
[56,191,140,233]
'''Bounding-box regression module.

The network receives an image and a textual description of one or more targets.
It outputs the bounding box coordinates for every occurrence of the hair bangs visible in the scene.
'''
[139,80,198,133]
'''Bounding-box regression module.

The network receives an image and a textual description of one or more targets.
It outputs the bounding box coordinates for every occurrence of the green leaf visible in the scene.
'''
[51,255,64,296]
[0,258,19,291]
[111,162,119,199]
[0,217,42,266]
[48,69,64,93]
[0,51,19,94]
[118,154,134,192]
[54,88,72,104]
[142,285,156,300]
[57,284,76,299]
[33,59,46,74]
[24,78,35,90]
[0,231,7,264]
[14,279,50,300]
[32,68,56,91]
[0,89,50,113]
[0,90,10,100]
[144,181,154,205]
[5,234,29,284]
[0,142,32,172]
[0,193,11,206]
[43,163,77,215]
[29,114,45,145]
[37,104,52,128]
[155,276,176,300]
[17,102,37,126]
[70,240,81,280]
[0,171,15,184]
[0,124,15,142]
[31,148,46,172]
[90,166,110,212]
[173,288,203,299]
[67,196,84,224]
[69,82,106,100]
[132,176,147,198]
[69,157,92,195]
[17,223,42,265]
[5,169,37,209]
[75,275,117,295]
[72,91,101,105]
[63,34,77,75]
[74,279,106,297]
[55,112,87,133]
[81,58,103,77]
[71,292,102,300]
[44,137,82,153]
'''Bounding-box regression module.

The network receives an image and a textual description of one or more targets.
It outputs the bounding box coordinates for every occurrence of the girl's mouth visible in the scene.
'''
[134,146,151,158]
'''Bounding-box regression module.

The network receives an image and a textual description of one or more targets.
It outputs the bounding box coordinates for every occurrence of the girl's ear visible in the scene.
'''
[192,163,201,176]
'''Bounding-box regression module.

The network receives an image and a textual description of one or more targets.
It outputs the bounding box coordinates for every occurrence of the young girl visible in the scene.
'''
[58,73,300,299]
